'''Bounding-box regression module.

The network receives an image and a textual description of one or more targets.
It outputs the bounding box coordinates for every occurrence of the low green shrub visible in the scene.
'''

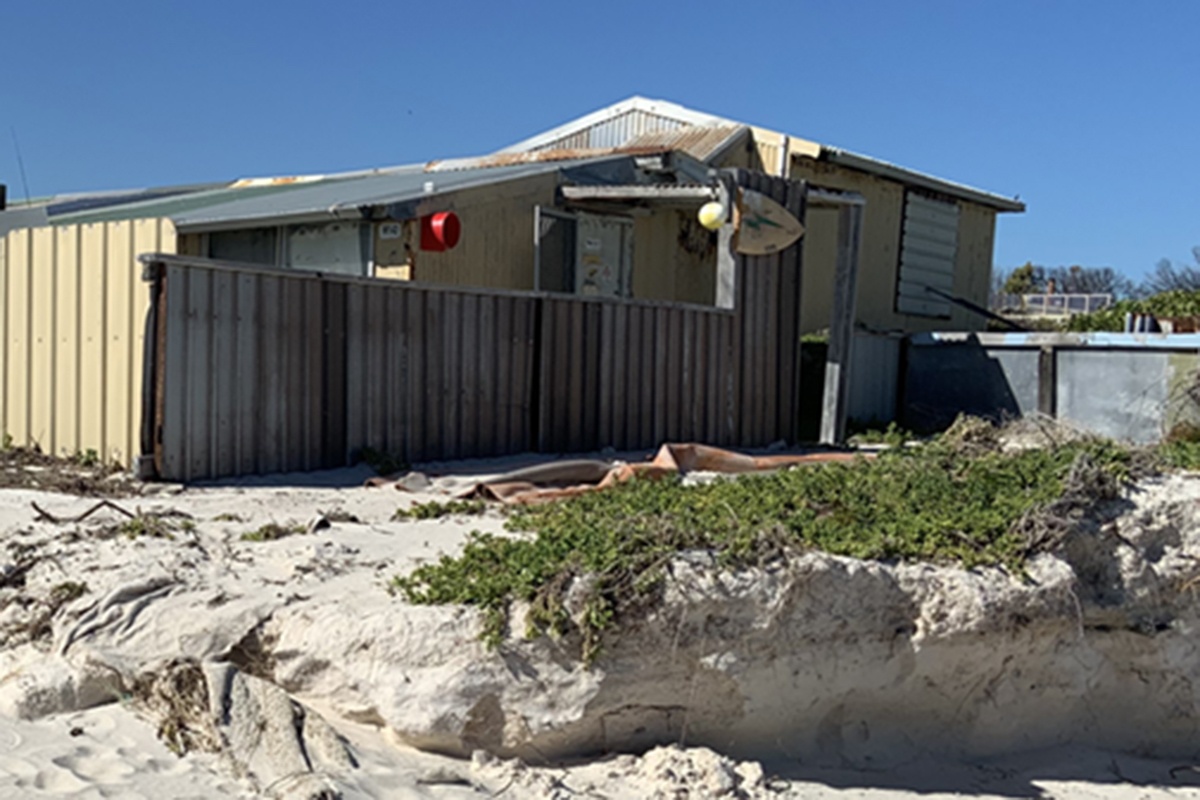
[393,500,487,521]
[240,522,305,542]
[1067,289,1200,332]
[120,514,193,540]
[393,434,1138,660]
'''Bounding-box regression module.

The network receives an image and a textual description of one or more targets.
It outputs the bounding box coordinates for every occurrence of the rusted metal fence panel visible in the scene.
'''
[153,261,540,481]
[536,296,740,453]
[351,286,538,464]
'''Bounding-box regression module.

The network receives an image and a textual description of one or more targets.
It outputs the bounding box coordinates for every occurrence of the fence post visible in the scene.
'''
[137,257,165,480]
[1038,345,1057,418]
[820,202,864,445]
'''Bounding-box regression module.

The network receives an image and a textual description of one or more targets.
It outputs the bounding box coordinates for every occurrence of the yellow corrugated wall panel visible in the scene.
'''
[54,226,81,456]
[78,224,107,458]
[789,156,906,333]
[0,218,176,467]
[6,228,31,446]
[105,221,134,465]
[375,173,556,291]
[951,201,996,330]
[0,236,7,440]
[29,227,56,452]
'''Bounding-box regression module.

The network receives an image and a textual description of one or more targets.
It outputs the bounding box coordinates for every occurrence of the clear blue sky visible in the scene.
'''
[4,1,1197,282]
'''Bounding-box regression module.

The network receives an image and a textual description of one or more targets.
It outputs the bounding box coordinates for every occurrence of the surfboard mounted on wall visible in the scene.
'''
[735,189,805,255]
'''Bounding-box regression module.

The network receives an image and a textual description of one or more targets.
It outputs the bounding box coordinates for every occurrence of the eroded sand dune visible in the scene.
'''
[0,459,1198,798]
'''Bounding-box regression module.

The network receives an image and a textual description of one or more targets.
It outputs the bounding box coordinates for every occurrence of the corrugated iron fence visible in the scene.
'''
[147,172,805,481]
[0,219,176,467]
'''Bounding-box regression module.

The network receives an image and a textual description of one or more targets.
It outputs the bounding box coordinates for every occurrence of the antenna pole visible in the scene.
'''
[10,128,32,205]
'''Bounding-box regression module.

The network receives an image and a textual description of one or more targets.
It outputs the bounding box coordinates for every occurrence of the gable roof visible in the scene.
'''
[499,96,736,153]
[499,95,1025,213]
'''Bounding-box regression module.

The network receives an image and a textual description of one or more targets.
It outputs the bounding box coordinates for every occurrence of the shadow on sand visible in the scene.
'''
[762,745,1200,799]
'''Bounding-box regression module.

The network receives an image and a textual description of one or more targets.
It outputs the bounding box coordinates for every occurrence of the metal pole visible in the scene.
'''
[819,202,864,445]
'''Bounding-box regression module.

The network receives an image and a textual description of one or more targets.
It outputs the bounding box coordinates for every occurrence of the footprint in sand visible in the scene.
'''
[30,762,93,794]
[0,753,39,782]
[0,725,22,751]
[54,746,138,783]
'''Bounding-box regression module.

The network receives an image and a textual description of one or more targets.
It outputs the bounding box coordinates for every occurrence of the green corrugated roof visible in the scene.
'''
[49,181,331,226]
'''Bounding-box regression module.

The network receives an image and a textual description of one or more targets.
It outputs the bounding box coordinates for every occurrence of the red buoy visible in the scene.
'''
[420,211,461,252]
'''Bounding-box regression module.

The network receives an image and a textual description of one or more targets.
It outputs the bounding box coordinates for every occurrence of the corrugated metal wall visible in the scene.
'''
[0,218,176,466]
[151,172,806,481]
[538,299,740,453]
[344,284,539,464]
[382,172,559,290]
[847,332,901,426]
[156,265,539,480]
[903,332,1200,444]
[787,155,997,334]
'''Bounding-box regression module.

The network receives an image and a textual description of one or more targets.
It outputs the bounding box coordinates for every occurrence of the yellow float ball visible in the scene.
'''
[697,201,726,231]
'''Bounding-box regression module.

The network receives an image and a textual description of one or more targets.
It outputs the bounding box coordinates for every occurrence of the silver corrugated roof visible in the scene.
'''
[170,159,607,231]
[48,181,334,227]
[41,156,638,231]
[0,206,49,236]
[620,125,748,162]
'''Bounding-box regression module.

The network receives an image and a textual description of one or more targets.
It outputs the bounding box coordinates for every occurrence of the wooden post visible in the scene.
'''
[819,202,864,445]
[1037,345,1057,418]
[714,173,738,310]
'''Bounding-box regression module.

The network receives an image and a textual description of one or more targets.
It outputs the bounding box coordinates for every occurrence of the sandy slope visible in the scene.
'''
[2,705,1199,799]
[0,459,1197,798]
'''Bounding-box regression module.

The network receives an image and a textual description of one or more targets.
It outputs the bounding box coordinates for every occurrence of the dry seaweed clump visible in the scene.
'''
[0,581,91,647]
[132,660,221,756]
[1012,450,1127,556]
[241,522,306,542]
[0,443,139,496]
[394,425,1145,661]
[940,414,1002,456]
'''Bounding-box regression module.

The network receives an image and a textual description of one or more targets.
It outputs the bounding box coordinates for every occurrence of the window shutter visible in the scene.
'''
[896,192,959,317]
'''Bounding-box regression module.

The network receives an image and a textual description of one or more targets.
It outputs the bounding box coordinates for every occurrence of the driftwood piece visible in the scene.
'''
[31,500,136,524]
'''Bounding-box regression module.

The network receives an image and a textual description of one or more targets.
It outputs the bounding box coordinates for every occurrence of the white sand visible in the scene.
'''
[2,704,1199,799]
[0,460,1197,798]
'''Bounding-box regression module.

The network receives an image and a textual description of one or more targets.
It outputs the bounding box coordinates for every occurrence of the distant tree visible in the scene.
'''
[993,261,1132,309]
[990,268,1009,307]
[1142,247,1200,295]
[1002,262,1042,294]
[1044,265,1135,297]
